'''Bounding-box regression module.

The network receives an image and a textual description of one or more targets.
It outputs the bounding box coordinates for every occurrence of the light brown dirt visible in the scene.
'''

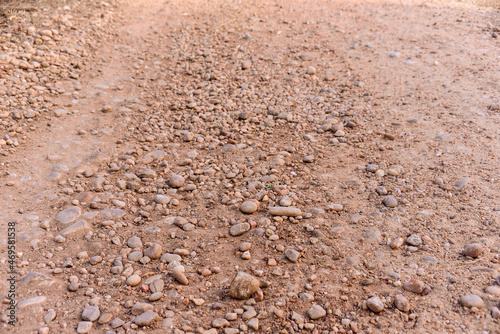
[0,0,499,333]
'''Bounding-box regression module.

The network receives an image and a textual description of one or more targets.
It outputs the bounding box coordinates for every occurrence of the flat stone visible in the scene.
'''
[134,310,161,326]
[230,223,250,236]
[17,296,46,309]
[362,229,382,243]
[212,318,230,328]
[228,272,260,300]
[77,321,92,333]
[59,220,92,238]
[81,306,100,321]
[485,286,500,296]
[110,318,125,329]
[269,207,302,216]
[55,206,81,225]
[132,303,154,315]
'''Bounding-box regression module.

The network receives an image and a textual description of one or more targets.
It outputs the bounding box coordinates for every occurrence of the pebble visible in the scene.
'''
[247,318,259,330]
[382,196,398,208]
[306,66,316,75]
[132,303,154,315]
[404,279,424,294]
[491,307,500,319]
[110,318,125,329]
[485,286,500,296]
[134,310,161,326]
[389,237,404,249]
[172,265,189,285]
[55,206,81,225]
[127,274,142,287]
[459,294,484,309]
[279,196,292,207]
[239,200,258,214]
[463,243,483,258]
[144,243,162,259]
[230,223,251,236]
[307,305,326,320]
[212,318,230,328]
[284,248,300,263]
[127,236,142,248]
[81,306,100,322]
[394,295,410,312]
[406,234,422,246]
[366,296,384,313]
[169,174,185,188]
[241,60,251,70]
[228,272,260,299]
[269,207,302,216]
[77,321,93,333]
[59,220,92,238]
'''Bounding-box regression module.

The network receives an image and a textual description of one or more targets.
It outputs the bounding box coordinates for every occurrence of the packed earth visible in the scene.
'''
[0,0,499,333]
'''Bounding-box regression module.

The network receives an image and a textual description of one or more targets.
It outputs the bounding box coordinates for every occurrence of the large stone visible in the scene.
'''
[308,305,326,320]
[230,223,250,236]
[55,206,81,225]
[459,294,484,309]
[228,272,260,300]
[133,310,160,326]
[59,220,92,238]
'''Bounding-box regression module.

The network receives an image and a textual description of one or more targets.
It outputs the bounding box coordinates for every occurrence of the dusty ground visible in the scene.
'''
[0,0,499,333]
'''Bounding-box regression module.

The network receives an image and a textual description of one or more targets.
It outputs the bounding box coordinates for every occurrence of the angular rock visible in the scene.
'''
[134,310,160,326]
[81,306,100,322]
[308,305,326,320]
[230,223,250,236]
[59,220,92,238]
[55,206,81,225]
[366,296,384,313]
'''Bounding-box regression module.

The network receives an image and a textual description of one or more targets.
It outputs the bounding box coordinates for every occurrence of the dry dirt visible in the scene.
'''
[0,0,499,333]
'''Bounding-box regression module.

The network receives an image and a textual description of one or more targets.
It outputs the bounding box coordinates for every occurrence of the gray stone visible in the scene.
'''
[81,306,100,322]
[134,310,160,326]
[59,220,92,238]
[463,243,483,258]
[230,223,250,236]
[308,305,326,320]
[169,174,185,188]
[77,321,93,333]
[394,295,410,312]
[239,201,258,214]
[127,236,142,248]
[17,296,46,309]
[284,249,300,263]
[366,296,384,313]
[55,206,81,225]
[459,294,484,309]
[382,196,398,208]
[406,234,422,246]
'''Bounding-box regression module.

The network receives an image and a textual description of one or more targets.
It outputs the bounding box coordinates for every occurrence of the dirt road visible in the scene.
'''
[0,0,499,333]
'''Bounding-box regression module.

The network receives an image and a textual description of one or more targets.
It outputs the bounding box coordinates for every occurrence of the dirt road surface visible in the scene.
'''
[0,0,499,333]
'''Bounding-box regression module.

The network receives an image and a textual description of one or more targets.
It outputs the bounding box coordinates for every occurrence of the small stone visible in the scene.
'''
[132,303,154,315]
[172,265,189,285]
[303,155,315,163]
[239,201,258,214]
[155,194,171,204]
[389,237,404,249]
[144,244,162,260]
[366,296,384,313]
[134,310,160,326]
[279,196,292,207]
[127,236,142,248]
[491,307,500,319]
[485,286,500,296]
[212,318,230,328]
[284,249,300,263]
[382,196,397,208]
[59,220,92,238]
[406,234,422,246]
[81,306,100,322]
[110,318,125,329]
[308,305,326,320]
[306,66,316,75]
[463,243,483,258]
[44,310,56,323]
[454,177,469,189]
[241,61,251,70]
[98,313,113,324]
[394,295,410,312]
[230,223,251,236]
[228,272,260,300]
[17,296,46,309]
[269,207,302,217]
[169,174,185,188]
[77,321,93,333]
[247,318,259,330]
[127,274,141,287]
[404,279,424,294]
[459,294,484,309]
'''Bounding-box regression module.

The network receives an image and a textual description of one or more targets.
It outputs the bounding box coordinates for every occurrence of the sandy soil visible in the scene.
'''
[0,0,499,333]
